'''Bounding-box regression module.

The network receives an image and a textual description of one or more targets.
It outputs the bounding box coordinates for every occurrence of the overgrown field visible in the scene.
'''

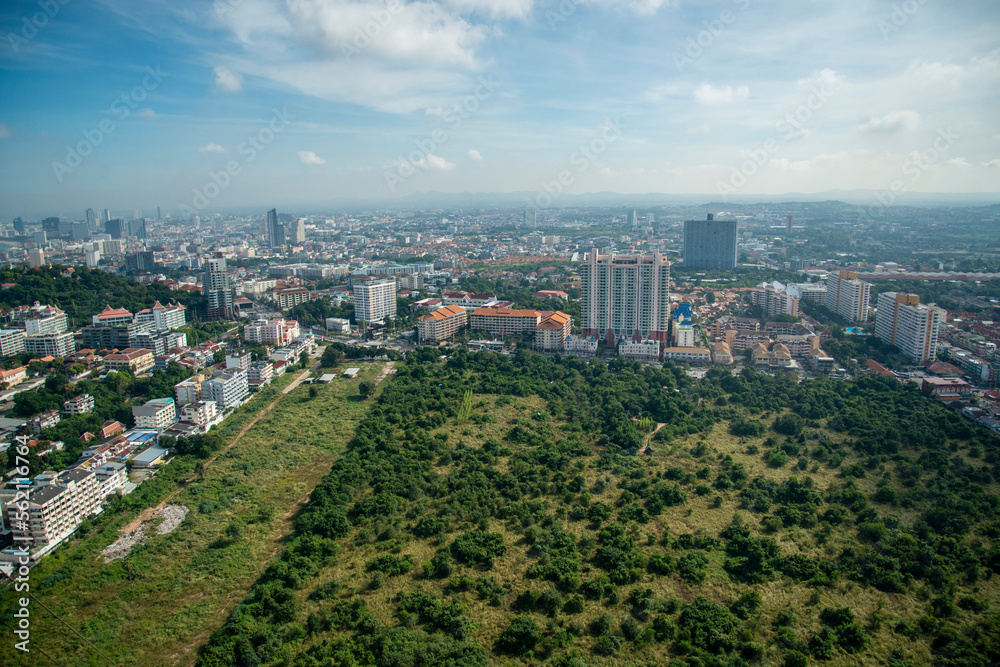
[1,363,386,666]
[198,351,1000,667]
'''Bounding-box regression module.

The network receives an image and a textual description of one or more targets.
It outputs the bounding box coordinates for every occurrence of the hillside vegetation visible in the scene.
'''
[197,350,1000,667]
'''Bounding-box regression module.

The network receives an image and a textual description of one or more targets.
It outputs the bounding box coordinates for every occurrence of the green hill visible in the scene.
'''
[198,350,1000,667]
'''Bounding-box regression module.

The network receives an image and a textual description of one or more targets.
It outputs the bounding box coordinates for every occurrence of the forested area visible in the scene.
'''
[0,266,205,327]
[199,350,1000,667]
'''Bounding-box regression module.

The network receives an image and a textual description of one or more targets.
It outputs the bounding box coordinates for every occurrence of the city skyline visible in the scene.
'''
[0,0,998,217]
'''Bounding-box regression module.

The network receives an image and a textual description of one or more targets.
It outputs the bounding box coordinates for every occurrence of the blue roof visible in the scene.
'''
[673,303,694,325]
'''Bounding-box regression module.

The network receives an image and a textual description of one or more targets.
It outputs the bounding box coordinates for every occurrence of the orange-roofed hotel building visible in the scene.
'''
[417,305,468,342]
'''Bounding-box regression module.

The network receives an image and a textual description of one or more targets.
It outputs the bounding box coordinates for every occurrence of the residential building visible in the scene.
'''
[25,332,75,358]
[225,350,252,371]
[292,219,306,244]
[0,366,27,387]
[266,208,284,248]
[128,330,176,357]
[442,291,499,308]
[29,409,61,434]
[875,292,942,364]
[0,329,26,355]
[82,321,153,351]
[181,400,219,429]
[28,248,46,267]
[201,369,249,409]
[244,318,300,346]
[203,256,235,320]
[712,316,760,337]
[24,308,68,335]
[786,282,827,303]
[354,279,397,323]
[683,214,738,270]
[93,463,129,497]
[174,378,203,404]
[5,468,101,554]
[132,397,178,430]
[752,283,800,318]
[148,301,186,330]
[581,249,671,345]
[534,290,569,299]
[417,305,468,342]
[619,339,661,361]
[247,362,274,387]
[712,341,734,365]
[825,271,871,323]
[663,347,712,364]
[564,335,599,358]
[326,317,350,332]
[63,394,95,415]
[470,308,541,336]
[534,311,571,351]
[103,348,155,374]
[274,287,311,310]
[724,328,772,353]
[751,342,794,369]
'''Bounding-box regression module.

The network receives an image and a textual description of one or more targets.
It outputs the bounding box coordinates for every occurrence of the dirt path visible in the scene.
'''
[642,422,667,449]
[372,360,395,386]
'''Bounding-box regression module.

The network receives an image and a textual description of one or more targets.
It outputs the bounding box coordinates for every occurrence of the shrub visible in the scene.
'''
[495,616,540,655]
[451,530,506,567]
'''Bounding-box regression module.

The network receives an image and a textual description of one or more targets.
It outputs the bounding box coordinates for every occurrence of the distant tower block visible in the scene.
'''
[786,215,793,234]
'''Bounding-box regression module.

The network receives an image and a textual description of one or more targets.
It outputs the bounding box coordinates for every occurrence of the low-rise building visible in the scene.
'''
[921,377,972,401]
[63,394,95,415]
[132,397,178,430]
[248,362,274,387]
[469,307,541,336]
[564,335,599,358]
[104,348,155,374]
[244,318,300,346]
[663,347,712,364]
[325,317,350,333]
[417,304,468,342]
[712,341,734,365]
[751,342,794,369]
[181,400,220,430]
[29,409,62,434]
[619,339,660,361]
[0,366,27,388]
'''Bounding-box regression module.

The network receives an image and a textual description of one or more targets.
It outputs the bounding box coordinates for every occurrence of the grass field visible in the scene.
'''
[1,361,387,667]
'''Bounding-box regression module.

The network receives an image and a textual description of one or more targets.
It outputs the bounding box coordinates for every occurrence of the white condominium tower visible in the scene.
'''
[354,279,397,323]
[825,271,871,323]
[875,292,942,364]
[581,249,671,345]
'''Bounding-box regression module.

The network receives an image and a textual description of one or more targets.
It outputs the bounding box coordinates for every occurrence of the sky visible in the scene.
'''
[0,0,998,218]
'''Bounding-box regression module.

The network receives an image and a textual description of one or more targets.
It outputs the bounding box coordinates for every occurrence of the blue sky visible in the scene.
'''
[0,0,998,218]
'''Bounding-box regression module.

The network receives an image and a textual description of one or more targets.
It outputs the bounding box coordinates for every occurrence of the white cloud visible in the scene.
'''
[442,0,534,19]
[693,83,748,106]
[984,159,1000,168]
[784,128,811,142]
[0,123,9,139]
[214,65,243,92]
[424,154,455,170]
[136,108,157,118]
[298,150,327,165]
[858,110,920,134]
[946,157,970,167]
[685,124,710,135]
[797,68,846,91]
[425,107,445,116]
[466,149,483,161]
[198,143,226,153]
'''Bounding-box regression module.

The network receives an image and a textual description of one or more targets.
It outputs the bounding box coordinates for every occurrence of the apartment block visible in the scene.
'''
[174,377,203,404]
[104,348,155,374]
[417,305,468,342]
[5,468,101,554]
[181,400,219,429]
[564,335,599,358]
[29,409,61,434]
[470,308,541,336]
[354,280,397,323]
[752,283,800,318]
[132,397,178,430]
[786,283,827,303]
[244,318,300,346]
[247,362,274,387]
[134,301,186,331]
[875,292,941,364]
[201,369,249,409]
[275,287,311,310]
[226,350,252,371]
[534,311,571,351]
[0,329,26,355]
[25,332,75,358]
[825,271,871,323]
[24,311,68,336]
[683,214,738,270]
[63,394,95,415]
[581,250,670,345]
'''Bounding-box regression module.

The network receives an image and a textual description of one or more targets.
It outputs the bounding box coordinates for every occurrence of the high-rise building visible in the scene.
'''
[752,283,800,318]
[42,217,60,234]
[86,208,97,230]
[875,292,941,364]
[266,209,284,248]
[523,210,536,228]
[629,210,638,229]
[203,256,235,320]
[825,271,871,323]
[157,206,161,220]
[129,219,147,239]
[103,208,111,223]
[683,214,738,270]
[28,248,46,267]
[354,279,397,323]
[12,217,25,234]
[786,215,793,234]
[106,218,126,239]
[293,219,306,244]
[125,251,155,273]
[581,249,671,345]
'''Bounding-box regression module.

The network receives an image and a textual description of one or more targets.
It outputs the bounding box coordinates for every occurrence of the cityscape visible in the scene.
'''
[1,1,1000,666]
